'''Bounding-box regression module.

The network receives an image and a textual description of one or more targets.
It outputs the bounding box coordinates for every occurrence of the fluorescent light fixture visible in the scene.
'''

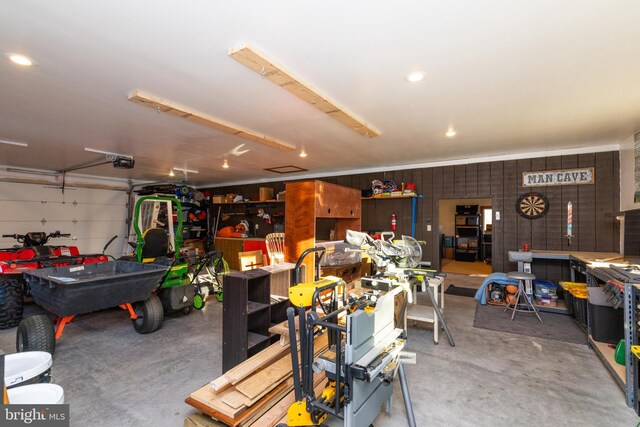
[229,44,380,138]
[173,167,198,174]
[222,159,229,169]
[128,91,295,151]
[84,147,133,159]
[406,71,425,83]
[0,139,28,147]
[4,53,36,66]
[445,129,457,138]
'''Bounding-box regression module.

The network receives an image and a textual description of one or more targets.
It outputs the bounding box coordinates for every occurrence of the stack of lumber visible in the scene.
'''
[186,333,328,427]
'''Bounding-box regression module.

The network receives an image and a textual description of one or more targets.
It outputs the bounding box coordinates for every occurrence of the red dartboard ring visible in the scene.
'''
[516,192,549,219]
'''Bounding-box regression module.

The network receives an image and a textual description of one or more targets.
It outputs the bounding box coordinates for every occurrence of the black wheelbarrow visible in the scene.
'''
[16,260,169,356]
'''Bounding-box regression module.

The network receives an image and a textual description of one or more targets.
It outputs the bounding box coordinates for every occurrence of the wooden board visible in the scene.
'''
[235,334,328,400]
[229,44,380,138]
[128,91,294,151]
[212,341,292,393]
[249,373,326,427]
[184,412,226,427]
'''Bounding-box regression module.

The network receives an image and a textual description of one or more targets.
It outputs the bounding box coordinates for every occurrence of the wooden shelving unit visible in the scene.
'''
[212,200,284,205]
[222,269,272,373]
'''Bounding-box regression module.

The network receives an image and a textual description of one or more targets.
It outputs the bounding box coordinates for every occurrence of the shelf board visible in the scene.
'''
[247,301,270,315]
[533,298,570,314]
[589,335,626,392]
[407,304,435,323]
[247,331,271,349]
[362,194,419,200]
[213,200,284,205]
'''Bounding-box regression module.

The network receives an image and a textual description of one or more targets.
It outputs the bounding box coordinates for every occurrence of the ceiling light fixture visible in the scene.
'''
[445,129,457,138]
[4,53,36,66]
[229,44,380,138]
[173,167,198,174]
[406,71,425,83]
[169,170,175,177]
[299,150,307,158]
[222,160,229,169]
[0,139,28,147]
[128,91,295,152]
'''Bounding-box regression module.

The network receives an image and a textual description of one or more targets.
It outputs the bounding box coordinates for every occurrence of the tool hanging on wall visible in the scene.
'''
[391,213,397,231]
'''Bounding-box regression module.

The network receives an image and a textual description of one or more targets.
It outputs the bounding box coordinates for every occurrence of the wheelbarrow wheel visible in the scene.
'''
[133,294,164,334]
[16,314,55,356]
[0,278,24,329]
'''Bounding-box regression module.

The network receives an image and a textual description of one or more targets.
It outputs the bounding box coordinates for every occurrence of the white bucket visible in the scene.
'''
[7,383,65,404]
[4,351,52,388]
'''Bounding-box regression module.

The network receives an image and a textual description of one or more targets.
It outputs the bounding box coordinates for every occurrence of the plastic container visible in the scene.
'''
[7,383,64,404]
[572,290,588,328]
[534,280,558,297]
[4,351,52,389]
[23,261,168,316]
[535,294,558,307]
[588,287,624,344]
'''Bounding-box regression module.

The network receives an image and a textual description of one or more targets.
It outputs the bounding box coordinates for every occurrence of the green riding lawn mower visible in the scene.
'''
[125,195,227,314]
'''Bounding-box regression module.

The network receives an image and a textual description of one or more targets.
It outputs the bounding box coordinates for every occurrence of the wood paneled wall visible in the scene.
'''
[205,151,620,283]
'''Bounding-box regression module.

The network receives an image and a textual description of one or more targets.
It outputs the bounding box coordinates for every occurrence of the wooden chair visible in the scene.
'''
[238,250,264,271]
[265,233,285,265]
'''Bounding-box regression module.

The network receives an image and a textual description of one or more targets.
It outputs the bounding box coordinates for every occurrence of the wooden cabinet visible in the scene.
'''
[284,181,361,281]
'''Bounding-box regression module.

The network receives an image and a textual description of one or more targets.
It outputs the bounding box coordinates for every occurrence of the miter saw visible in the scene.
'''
[345,230,455,347]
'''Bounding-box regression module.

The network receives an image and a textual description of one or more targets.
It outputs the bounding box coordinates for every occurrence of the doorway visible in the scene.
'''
[438,198,493,276]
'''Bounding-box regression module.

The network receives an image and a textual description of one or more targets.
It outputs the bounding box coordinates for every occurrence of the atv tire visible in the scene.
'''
[0,278,24,329]
[16,315,56,355]
[133,294,164,334]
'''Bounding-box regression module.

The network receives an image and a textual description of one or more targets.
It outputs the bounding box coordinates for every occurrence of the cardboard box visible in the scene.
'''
[212,195,224,203]
[259,187,274,201]
[277,191,286,201]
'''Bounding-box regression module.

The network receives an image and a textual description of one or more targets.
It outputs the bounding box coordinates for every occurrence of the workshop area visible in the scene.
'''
[2,2,640,427]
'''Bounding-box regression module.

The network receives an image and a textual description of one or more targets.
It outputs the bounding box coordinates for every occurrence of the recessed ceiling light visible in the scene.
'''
[406,71,425,83]
[222,159,229,169]
[0,139,28,147]
[299,150,307,158]
[5,53,36,66]
[169,170,175,177]
[445,129,457,138]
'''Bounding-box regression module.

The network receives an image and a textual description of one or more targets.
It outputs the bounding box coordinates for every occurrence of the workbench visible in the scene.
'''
[530,250,623,282]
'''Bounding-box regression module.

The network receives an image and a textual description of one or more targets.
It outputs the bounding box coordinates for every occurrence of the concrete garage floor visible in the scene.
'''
[1,274,638,426]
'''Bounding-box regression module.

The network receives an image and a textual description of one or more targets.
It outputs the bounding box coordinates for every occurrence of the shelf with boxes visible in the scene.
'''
[454,205,481,262]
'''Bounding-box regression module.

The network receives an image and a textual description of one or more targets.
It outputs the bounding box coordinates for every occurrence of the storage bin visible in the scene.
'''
[535,294,558,307]
[588,287,624,344]
[534,280,558,296]
[572,290,588,328]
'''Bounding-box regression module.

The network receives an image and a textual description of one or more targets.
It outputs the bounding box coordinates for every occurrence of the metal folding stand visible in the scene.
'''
[422,279,456,347]
[398,362,417,427]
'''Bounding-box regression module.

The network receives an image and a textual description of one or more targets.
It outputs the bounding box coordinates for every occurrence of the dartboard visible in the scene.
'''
[516,192,549,219]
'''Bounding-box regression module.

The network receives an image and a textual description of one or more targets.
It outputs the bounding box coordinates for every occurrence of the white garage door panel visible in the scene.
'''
[0,182,128,255]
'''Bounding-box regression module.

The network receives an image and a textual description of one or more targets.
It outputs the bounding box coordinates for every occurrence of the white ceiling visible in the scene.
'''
[1,1,639,186]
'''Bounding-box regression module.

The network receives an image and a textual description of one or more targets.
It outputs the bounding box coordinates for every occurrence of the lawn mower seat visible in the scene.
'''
[141,228,170,260]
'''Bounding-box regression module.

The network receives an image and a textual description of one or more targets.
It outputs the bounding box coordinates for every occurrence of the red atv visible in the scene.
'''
[0,231,109,329]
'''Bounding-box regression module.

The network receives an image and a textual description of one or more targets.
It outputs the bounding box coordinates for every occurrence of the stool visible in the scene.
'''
[504,271,542,322]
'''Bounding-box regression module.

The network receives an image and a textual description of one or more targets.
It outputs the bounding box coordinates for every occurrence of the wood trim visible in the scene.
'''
[229,44,380,138]
[128,91,295,151]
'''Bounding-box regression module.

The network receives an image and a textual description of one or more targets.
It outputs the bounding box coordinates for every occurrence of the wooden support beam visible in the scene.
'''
[128,91,295,152]
[229,44,381,138]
